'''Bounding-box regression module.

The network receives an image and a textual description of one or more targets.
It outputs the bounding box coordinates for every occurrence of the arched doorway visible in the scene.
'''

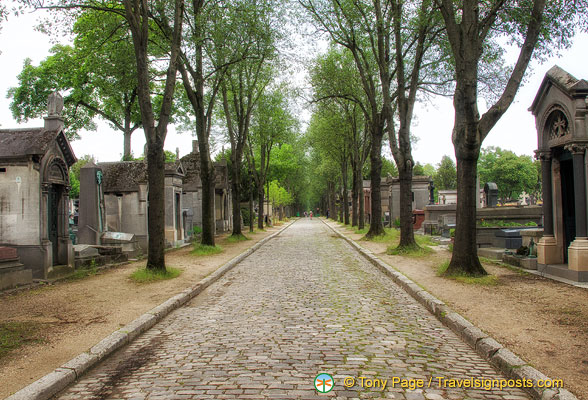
[44,158,70,266]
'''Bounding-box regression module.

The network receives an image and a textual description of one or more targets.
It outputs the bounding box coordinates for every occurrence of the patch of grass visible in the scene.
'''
[0,321,44,359]
[226,234,251,243]
[64,266,98,282]
[479,257,530,276]
[437,261,499,285]
[387,244,433,257]
[416,234,438,247]
[363,227,400,242]
[129,267,181,283]
[191,244,223,256]
[354,226,369,235]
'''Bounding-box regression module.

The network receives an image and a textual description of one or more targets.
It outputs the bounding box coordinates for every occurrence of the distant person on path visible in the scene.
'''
[326,209,330,219]
[310,211,313,220]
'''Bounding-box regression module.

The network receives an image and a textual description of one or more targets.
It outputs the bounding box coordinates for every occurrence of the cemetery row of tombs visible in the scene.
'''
[1,65,588,291]
[338,66,588,282]
[0,93,233,290]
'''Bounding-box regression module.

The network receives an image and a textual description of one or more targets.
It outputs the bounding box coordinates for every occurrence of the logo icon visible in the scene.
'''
[314,373,334,393]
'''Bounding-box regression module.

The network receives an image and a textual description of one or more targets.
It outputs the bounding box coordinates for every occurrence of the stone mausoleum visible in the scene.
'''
[98,160,186,250]
[530,65,588,281]
[0,93,77,279]
[180,141,232,235]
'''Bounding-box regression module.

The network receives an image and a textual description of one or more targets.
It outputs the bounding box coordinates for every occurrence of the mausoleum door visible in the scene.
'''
[559,153,576,263]
[48,184,62,264]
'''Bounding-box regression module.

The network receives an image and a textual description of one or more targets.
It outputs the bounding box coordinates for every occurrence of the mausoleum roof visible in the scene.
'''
[0,127,76,166]
[98,161,148,193]
[529,65,588,114]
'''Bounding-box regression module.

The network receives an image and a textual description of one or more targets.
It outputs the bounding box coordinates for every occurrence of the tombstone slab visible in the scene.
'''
[0,247,18,261]
[72,245,100,258]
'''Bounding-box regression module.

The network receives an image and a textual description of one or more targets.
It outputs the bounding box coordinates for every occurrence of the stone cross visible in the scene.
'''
[47,92,64,117]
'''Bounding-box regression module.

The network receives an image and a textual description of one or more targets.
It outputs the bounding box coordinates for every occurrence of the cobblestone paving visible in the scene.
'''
[57,220,529,400]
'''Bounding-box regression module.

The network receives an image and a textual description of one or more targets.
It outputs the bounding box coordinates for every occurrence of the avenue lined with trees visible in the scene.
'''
[6,0,588,276]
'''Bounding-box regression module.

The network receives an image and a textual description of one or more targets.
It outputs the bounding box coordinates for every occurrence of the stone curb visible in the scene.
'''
[5,221,295,400]
[321,219,575,400]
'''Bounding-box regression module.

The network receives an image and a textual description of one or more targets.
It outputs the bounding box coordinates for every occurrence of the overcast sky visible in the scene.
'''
[1,4,587,167]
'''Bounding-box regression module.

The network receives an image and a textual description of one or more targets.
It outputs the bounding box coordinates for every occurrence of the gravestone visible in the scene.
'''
[484,182,498,207]
[77,163,106,245]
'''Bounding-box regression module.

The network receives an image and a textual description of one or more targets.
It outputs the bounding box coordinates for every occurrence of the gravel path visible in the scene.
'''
[57,219,529,400]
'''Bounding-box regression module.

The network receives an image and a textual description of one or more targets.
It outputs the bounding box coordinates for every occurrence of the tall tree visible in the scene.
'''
[219,0,279,237]
[122,0,184,271]
[8,10,142,157]
[246,89,296,229]
[302,0,389,237]
[435,0,586,275]
[478,147,538,203]
[174,0,230,246]
[302,0,450,242]
[434,155,457,190]
[309,47,371,229]
[307,103,353,224]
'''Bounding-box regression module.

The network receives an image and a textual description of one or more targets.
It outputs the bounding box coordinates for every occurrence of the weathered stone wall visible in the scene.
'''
[164,176,184,247]
[103,190,148,250]
[0,163,41,245]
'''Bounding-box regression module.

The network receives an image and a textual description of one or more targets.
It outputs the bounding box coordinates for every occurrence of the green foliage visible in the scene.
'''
[478,219,538,228]
[192,226,203,236]
[412,162,425,176]
[434,156,457,190]
[240,207,252,226]
[478,147,539,203]
[164,150,177,163]
[0,321,44,360]
[69,154,96,198]
[266,180,294,207]
[363,156,398,179]
[130,267,181,283]
[7,10,142,143]
[191,244,223,256]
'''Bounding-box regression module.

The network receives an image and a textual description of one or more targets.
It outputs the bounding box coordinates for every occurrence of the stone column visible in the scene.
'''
[77,163,104,245]
[535,150,559,265]
[539,151,554,236]
[566,144,588,273]
[568,144,587,238]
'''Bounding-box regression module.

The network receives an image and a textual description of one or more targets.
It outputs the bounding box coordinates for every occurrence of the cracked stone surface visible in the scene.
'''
[57,219,529,399]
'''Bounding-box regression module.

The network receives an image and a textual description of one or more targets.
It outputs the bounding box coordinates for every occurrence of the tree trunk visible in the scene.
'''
[343,164,350,225]
[258,186,264,230]
[231,164,242,236]
[351,168,358,227]
[145,137,166,270]
[358,168,365,229]
[366,131,385,237]
[249,180,254,233]
[447,155,487,276]
[339,188,344,223]
[123,130,132,160]
[397,164,417,248]
[199,138,216,246]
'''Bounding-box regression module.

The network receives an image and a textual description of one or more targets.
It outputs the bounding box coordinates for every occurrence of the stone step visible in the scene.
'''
[0,266,33,291]
[0,260,26,271]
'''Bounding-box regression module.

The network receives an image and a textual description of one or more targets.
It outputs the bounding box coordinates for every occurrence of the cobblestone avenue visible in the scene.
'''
[57,220,529,400]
